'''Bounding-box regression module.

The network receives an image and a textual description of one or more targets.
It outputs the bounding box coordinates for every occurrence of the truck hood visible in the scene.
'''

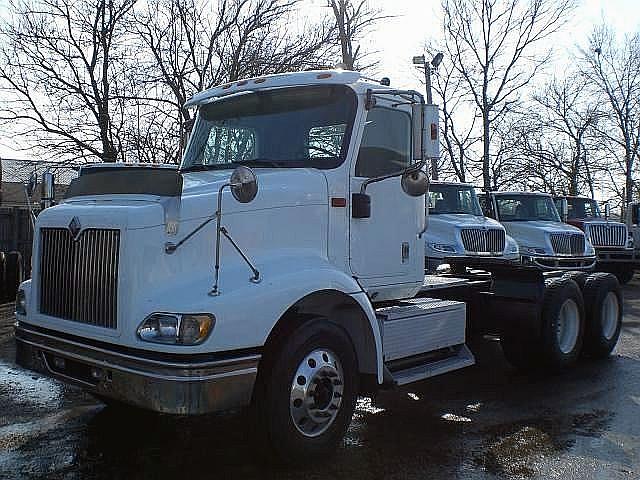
[45,168,328,231]
[428,213,502,228]
[502,221,585,251]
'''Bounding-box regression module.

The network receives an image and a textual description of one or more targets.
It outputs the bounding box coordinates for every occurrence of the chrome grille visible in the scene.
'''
[587,223,627,247]
[39,228,120,329]
[460,228,505,253]
[550,233,585,255]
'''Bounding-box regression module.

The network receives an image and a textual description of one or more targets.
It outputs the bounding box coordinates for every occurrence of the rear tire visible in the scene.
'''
[501,278,585,372]
[561,271,589,289]
[253,320,358,462]
[538,278,585,370]
[582,273,622,358]
[614,267,634,285]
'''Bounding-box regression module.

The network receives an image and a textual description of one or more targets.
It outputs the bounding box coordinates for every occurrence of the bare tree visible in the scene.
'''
[507,76,602,195]
[0,0,136,162]
[442,0,574,190]
[581,25,640,214]
[328,0,386,70]
[425,43,481,183]
[134,0,336,161]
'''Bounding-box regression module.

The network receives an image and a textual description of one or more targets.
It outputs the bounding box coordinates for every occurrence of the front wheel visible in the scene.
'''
[253,320,358,461]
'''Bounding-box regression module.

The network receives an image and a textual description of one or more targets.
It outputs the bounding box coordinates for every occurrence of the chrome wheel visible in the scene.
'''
[601,292,619,340]
[290,348,344,438]
[556,298,580,354]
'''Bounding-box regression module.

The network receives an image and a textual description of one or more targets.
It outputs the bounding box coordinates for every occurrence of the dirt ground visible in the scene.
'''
[0,280,639,479]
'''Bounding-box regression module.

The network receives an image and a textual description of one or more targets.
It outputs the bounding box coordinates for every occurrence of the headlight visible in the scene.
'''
[137,313,215,345]
[15,289,27,316]
[432,243,457,253]
[523,246,547,255]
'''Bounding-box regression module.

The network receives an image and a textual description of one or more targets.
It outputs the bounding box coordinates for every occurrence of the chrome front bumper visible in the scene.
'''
[521,254,596,271]
[15,323,259,415]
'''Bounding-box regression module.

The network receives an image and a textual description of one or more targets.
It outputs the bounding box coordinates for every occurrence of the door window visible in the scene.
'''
[355,108,411,177]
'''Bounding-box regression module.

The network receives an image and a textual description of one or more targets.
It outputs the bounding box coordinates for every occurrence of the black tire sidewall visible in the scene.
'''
[258,320,358,460]
[540,279,585,368]
[582,273,622,358]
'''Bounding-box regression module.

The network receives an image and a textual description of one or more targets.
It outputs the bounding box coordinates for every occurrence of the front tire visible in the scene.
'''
[254,320,358,461]
[614,267,634,285]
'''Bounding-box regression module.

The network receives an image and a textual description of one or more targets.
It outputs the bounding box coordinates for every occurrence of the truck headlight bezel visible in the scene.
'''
[431,243,457,253]
[137,313,215,345]
[523,246,547,255]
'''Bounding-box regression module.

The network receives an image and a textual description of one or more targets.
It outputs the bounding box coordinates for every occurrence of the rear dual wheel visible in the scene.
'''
[581,273,622,358]
[501,278,585,371]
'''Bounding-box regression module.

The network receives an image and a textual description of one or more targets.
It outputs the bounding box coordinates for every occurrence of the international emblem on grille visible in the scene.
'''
[68,216,81,239]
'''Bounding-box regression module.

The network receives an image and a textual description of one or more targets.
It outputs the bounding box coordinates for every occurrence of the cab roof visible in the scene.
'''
[184,70,393,108]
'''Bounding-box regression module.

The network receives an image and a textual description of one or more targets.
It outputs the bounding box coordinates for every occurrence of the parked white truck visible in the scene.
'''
[480,191,596,271]
[425,181,519,272]
[14,70,622,460]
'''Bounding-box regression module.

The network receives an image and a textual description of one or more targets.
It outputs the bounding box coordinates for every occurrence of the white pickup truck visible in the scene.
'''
[480,191,596,271]
[425,181,519,272]
[14,70,621,460]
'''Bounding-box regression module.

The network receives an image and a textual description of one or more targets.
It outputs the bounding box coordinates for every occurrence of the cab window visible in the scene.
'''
[355,108,411,178]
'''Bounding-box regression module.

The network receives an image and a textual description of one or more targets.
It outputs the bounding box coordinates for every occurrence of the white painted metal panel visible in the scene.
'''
[379,297,466,361]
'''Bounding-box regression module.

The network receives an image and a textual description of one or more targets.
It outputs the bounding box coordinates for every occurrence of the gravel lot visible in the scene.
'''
[0,280,639,479]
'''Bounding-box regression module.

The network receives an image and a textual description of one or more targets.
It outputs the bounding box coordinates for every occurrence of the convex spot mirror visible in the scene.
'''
[401,169,428,197]
[230,165,258,203]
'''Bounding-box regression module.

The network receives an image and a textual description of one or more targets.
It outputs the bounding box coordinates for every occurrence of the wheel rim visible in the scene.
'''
[290,348,344,438]
[601,291,619,340]
[556,298,580,354]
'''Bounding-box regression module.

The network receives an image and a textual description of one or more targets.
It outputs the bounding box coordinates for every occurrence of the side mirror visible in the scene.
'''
[561,200,568,222]
[411,103,424,163]
[41,170,55,209]
[401,169,428,197]
[632,204,640,226]
[229,166,258,203]
[604,202,611,219]
[25,172,37,198]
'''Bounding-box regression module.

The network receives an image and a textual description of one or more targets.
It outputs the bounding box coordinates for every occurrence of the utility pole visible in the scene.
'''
[413,53,443,180]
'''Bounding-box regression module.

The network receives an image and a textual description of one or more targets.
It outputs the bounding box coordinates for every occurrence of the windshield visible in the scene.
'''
[495,195,561,222]
[428,184,483,216]
[181,85,357,171]
[561,198,602,219]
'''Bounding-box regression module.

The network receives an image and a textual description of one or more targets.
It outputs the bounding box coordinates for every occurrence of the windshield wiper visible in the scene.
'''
[234,158,290,168]
[180,163,231,173]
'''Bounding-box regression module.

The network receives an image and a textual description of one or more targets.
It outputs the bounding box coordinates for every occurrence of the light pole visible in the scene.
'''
[413,52,443,179]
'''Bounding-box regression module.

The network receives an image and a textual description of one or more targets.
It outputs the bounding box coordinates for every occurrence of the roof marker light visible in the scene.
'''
[237,80,248,86]
[317,72,332,79]
[254,78,266,84]
[221,83,232,90]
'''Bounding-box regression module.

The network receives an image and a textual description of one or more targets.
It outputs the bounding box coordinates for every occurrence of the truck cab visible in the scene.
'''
[555,196,635,283]
[480,191,596,271]
[425,181,518,272]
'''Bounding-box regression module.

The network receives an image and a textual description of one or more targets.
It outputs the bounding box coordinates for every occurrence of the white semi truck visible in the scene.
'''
[480,191,597,271]
[425,181,519,273]
[555,196,635,284]
[14,70,622,460]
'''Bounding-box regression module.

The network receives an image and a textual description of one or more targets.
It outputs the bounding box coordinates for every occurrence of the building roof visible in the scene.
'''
[0,182,67,208]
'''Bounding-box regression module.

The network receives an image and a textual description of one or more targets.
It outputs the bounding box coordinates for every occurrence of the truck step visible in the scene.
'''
[388,345,475,386]
[377,297,466,362]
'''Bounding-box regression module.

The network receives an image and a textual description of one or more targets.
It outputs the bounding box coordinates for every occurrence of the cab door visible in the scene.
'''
[349,104,424,295]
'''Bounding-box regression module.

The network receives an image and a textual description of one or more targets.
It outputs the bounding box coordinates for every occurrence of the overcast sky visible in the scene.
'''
[359,0,640,92]
[0,0,639,160]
